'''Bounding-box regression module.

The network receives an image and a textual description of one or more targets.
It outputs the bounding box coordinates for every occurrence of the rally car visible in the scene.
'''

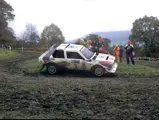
[38,43,118,77]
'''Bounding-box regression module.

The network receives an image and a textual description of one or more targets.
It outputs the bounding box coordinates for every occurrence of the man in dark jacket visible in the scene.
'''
[120,45,124,63]
[125,40,135,65]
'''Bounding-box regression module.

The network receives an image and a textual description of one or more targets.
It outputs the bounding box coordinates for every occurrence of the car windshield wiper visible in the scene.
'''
[92,55,97,60]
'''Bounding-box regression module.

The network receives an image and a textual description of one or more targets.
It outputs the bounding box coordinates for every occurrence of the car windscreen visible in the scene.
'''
[81,47,95,59]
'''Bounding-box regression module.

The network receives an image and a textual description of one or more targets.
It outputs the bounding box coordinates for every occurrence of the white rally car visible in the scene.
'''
[38,43,118,77]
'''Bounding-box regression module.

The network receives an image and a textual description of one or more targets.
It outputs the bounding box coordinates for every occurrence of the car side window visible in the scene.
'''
[53,50,64,58]
[66,52,84,59]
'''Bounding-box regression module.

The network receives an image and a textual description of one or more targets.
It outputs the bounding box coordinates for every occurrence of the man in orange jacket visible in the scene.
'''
[113,44,120,63]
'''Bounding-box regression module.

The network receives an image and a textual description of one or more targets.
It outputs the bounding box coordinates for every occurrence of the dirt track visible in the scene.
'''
[1,52,159,119]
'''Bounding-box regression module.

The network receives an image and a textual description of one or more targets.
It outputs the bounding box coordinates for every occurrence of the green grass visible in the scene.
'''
[22,50,43,54]
[0,49,19,60]
[117,62,159,77]
[17,59,42,73]
[18,58,159,77]
[135,60,159,63]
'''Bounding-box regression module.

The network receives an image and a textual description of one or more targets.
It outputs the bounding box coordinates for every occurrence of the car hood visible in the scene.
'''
[95,53,115,64]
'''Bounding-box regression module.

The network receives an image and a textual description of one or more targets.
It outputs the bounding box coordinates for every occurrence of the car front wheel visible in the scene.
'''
[47,64,57,75]
[92,66,105,77]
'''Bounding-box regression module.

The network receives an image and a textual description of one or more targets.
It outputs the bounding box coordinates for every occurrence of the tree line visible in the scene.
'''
[0,0,159,58]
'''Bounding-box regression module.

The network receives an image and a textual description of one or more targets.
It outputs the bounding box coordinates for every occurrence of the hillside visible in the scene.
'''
[67,30,131,46]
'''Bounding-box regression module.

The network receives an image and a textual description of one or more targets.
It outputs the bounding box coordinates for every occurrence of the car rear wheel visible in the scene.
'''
[92,66,105,77]
[47,64,57,75]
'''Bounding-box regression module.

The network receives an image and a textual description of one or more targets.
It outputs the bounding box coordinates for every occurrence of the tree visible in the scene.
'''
[40,23,65,48]
[16,32,28,48]
[0,0,15,47]
[0,0,15,45]
[75,39,86,46]
[0,0,15,21]
[0,0,14,32]
[103,38,111,48]
[130,15,159,57]
[15,39,26,48]
[85,34,101,52]
[22,23,40,45]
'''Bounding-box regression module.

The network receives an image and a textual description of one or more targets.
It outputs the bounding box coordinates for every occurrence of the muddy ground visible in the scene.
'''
[0,52,159,119]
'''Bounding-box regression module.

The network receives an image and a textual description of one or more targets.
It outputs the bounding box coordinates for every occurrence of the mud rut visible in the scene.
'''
[0,52,39,76]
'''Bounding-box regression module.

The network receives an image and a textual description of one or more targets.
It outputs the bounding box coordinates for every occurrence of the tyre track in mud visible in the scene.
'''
[0,52,40,65]
[0,52,41,76]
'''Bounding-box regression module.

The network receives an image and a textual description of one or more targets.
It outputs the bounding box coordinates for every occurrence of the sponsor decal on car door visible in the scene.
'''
[67,59,84,70]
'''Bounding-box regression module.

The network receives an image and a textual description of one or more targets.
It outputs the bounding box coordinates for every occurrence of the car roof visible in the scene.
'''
[56,43,69,50]
[56,43,84,52]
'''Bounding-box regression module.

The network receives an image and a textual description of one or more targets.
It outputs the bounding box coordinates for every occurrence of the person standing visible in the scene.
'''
[8,45,11,50]
[120,45,124,63]
[87,40,92,50]
[113,44,120,63]
[99,45,107,54]
[125,40,135,65]
[91,40,96,52]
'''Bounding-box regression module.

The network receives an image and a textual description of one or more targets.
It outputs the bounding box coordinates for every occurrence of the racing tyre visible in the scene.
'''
[92,66,105,77]
[47,64,58,75]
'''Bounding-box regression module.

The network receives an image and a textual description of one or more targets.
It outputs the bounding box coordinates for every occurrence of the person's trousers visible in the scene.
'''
[126,53,135,65]
[115,55,120,63]
[120,56,123,63]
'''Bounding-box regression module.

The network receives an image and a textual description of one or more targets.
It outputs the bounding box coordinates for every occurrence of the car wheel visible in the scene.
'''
[92,66,105,77]
[47,64,57,75]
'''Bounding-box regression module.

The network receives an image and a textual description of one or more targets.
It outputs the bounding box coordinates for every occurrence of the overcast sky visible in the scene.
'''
[5,0,159,41]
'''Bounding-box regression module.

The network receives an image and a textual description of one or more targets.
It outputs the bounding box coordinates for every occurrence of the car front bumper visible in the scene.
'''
[105,62,118,73]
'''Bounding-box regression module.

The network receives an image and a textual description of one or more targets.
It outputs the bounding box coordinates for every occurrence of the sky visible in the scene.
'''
[5,0,159,41]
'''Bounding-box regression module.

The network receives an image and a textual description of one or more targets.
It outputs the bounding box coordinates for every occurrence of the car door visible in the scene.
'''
[66,51,85,70]
[52,50,67,67]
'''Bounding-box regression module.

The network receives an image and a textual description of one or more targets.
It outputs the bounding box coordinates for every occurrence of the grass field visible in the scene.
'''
[17,58,159,77]
[0,49,19,60]
[17,59,42,73]
[117,62,159,77]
